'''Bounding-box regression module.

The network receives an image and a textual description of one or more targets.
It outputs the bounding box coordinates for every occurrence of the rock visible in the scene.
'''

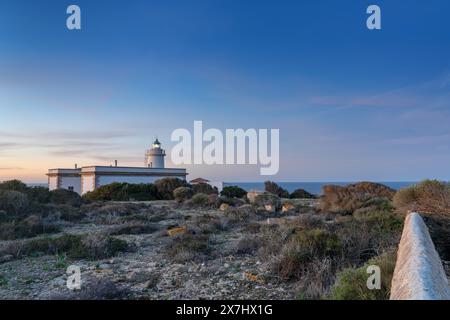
[167,226,187,236]
[219,203,229,211]
[281,202,295,213]
[264,204,275,212]
[247,190,264,204]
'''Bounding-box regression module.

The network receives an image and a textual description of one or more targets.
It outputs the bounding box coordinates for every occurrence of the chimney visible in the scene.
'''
[115,160,118,167]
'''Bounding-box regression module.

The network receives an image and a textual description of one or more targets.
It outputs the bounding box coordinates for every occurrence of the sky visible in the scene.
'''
[1,0,450,183]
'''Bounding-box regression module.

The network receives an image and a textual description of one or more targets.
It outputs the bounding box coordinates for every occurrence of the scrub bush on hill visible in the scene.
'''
[49,189,82,206]
[319,182,395,215]
[173,187,194,203]
[254,193,281,211]
[220,186,247,199]
[0,180,28,193]
[154,178,189,200]
[290,188,316,199]
[1,233,129,260]
[394,180,450,261]
[191,183,218,195]
[83,183,158,201]
[393,180,450,216]
[258,203,402,298]
[264,181,289,198]
[330,251,397,300]
[0,190,29,215]
[188,193,210,207]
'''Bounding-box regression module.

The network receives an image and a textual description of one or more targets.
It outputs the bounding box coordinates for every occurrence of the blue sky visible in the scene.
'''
[1,0,450,182]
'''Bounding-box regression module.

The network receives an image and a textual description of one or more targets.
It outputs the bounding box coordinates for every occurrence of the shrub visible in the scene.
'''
[49,189,82,206]
[0,180,28,192]
[0,215,60,240]
[234,236,260,254]
[254,193,281,211]
[173,187,194,203]
[27,186,51,203]
[83,183,128,201]
[330,251,397,300]
[290,188,316,199]
[267,228,341,280]
[1,233,128,260]
[192,183,218,195]
[0,190,29,215]
[68,278,131,300]
[79,234,129,260]
[264,181,289,198]
[83,183,158,201]
[393,180,450,216]
[224,204,255,222]
[109,222,159,235]
[189,214,226,234]
[126,183,159,201]
[220,186,247,199]
[319,182,395,214]
[189,193,210,207]
[154,178,188,200]
[167,233,211,262]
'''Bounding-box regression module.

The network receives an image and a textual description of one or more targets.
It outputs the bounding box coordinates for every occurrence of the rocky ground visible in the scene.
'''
[0,200,313,300]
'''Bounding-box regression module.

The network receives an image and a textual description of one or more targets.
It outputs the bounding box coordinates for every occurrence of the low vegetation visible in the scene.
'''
[0,233,128,260]
[220,186,247,199]
[5,178,448,300]
[319,182,395,215]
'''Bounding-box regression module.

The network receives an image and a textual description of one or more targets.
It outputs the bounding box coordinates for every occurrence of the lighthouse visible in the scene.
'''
[145,138,166,168]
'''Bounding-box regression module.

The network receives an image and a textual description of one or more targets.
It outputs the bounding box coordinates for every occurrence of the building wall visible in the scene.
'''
[48,176,59,191]
[60,176,81,194]
[146,155,165,168]
[81,175,96,195]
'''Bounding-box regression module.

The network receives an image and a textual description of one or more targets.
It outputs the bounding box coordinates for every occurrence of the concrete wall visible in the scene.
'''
[48,176,58,191]
[60,176,81,194]
[81,175,95,195]
[390,212,450,300]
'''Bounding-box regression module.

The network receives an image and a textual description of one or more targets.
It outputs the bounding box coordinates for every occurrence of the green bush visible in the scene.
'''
[189,193,210,207]
[2,233,128,260]
[173,187,194,203]
[290,188,316,199]
[270,228,342,280]
[0,180,28,193]
[0,190,29,215]
[154,178,189,200]
[224,204,255,222]
[167,233,211,262]
[50,189,82,206]
[83,183,158,201]
[254,193,281,210]
[330,251,397,300]
[319,182,396,214]
[27,186,51,203]
[393,179,450,216]
[264,181,289,198]
[192,183,218,195]
[0,215,60,240]
[220,186,247,199]
[126,183,159,201]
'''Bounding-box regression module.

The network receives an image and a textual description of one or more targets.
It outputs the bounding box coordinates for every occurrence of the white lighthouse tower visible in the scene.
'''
[145,138,166,168]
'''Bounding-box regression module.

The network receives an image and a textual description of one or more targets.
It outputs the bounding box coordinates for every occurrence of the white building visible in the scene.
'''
[47,139,187,195]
